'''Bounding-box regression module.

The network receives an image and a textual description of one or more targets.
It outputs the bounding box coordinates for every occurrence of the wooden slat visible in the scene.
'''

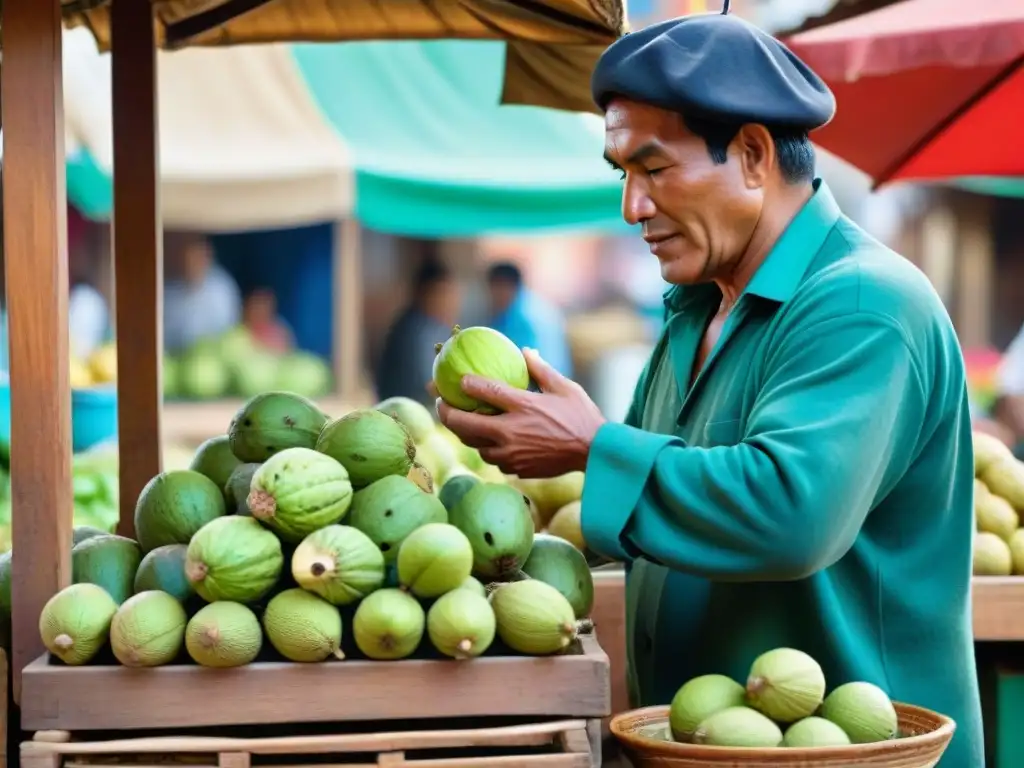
[111,0,163,537]
[972,577,1024,641]
[1,0,73,701]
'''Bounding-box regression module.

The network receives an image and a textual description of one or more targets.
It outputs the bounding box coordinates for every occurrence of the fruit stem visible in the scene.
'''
[332,648,346,661]
[247,489,277,520]
[310,558,331,578]
[747,676,765,695]
[185,560,208,584]
[454,638,473,659]
[434,342,444,354]
[451,324,462,335]
[576,618,595,635]
[53,634,73,651]
[560,621,578,640]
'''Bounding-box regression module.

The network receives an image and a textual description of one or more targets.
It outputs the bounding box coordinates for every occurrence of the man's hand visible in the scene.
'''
[436,349,605,479]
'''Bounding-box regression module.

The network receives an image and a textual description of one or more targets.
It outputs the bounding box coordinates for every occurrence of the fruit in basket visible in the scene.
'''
[459,575,487,597]
[692,706,784,747]
[39,583,118,665]
[974,431,1014,475]
[189,435,243,499]
[427,588,496,659]
[522,534,593,619]
[439,474,480,513]
[73,525,110,547]
[491,580,578,655]
[353,587,425,660]
[263,588,345,662]
[71,534,142,605]
[819,681,898,743]
[746,648,826,723]
[291,525,386,605]
[406,462,434,494]
[110,590,188,667]
[348,475,448,563]
[134,544,194,603]
[374,396,436,442]
[782,716,852,747]
[248,448,354,542]
[432,326,529,414]
[976,492,1019,540]
[185,601,262,667]
[134,469,226,553]
[228,391,329,463]
[397,523,474,598]
[450,483,534,579]
[511,472,585,526]
[974,532,1013,576]
[316,409,417,488]
[225,462,260,515]
[547,501,586,551]
[185,516,283,603]
[981,457,1024,510]
[668,674,747,743]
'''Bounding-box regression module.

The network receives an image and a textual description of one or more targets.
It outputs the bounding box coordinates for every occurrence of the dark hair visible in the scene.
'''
[414,258,451,292]
[487,261,523,288]
[681,114,816,185]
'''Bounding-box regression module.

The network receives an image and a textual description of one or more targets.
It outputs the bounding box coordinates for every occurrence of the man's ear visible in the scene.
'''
[735,124,774,190]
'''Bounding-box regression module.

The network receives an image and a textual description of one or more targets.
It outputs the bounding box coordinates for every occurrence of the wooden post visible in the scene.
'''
[1,0,72,701]
[333,218,363,401]
[111,0,163,536]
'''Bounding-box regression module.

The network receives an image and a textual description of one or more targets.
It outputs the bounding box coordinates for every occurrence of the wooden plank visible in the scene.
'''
[21,635,610,731]
[111,0,162,537]
[591,569,627,729]
[1,0,73,701]
[973,577,1024,641]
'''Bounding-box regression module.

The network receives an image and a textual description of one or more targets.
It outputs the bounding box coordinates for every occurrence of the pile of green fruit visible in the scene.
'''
[666,648,900,749]
[972,431,1024,576]
[33,390,596,669]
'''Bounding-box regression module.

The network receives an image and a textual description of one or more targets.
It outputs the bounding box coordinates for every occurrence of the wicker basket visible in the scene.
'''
[610,704,955,767]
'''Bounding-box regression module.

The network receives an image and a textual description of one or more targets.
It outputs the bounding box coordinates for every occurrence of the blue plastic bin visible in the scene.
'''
[0,377,118,453]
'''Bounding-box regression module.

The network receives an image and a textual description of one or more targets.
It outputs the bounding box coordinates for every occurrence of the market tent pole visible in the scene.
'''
[1,0,73,700]
[110,0,163,534]
[333,218,364,401]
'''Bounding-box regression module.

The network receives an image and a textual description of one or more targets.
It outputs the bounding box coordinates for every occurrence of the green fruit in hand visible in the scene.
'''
[432,325,529,414]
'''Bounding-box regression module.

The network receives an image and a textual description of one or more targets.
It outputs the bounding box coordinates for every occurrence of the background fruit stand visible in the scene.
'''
[1,0,624,764]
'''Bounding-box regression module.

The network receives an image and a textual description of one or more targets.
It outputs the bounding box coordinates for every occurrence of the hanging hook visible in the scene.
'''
[722,0,731,13]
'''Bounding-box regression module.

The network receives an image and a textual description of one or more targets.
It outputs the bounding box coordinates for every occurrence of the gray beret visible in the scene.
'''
[591,13,836,130]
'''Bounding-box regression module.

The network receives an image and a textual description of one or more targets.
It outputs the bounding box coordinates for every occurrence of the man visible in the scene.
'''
[437,11,981,766]
[487,262,574,378]
[377,259,462,408]
[163,233,243,353]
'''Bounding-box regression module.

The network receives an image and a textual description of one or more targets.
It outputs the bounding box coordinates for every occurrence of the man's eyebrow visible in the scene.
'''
[604,141,667,170]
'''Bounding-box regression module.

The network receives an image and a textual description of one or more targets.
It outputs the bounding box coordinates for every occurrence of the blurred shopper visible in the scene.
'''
[67,208,110,360]
[244,288,294,354]
[376,259,461,407]
[993,325,1024,452]
[163,233,243,353]
[486,261,573,377]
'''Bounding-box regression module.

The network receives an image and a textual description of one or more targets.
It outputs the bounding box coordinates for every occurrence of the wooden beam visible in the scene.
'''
[111,0,163,536]
[334,219,364,400]
[1,0,72,701]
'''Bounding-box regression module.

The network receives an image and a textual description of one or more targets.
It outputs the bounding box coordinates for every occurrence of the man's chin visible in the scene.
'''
[659,257,706,286]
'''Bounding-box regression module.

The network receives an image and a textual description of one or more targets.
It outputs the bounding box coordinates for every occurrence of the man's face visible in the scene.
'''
[488,279,517,315]
[603,98,764,285]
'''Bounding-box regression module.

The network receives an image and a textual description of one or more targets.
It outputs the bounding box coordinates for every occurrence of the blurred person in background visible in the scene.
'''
[376,259,461,407]
[67,207,110,361]
[163,233,243,353]
[993,324,1024,454]
[486,261,573,378]
[244,288,294,354]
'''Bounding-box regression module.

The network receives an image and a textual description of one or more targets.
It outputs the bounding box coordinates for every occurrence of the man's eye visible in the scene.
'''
[647,167,665,177]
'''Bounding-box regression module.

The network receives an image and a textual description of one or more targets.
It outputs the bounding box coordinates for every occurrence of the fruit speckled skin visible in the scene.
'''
[316,409,416,488]
[185,516,283,603]
[228,391,329,463]
[39,583,118,666]
[134,470,226,553]
[262,588,344,662]
[432,326,529,414]
[109,590,187,667]
[348,475,448,563]
[185,601,263,668]
[291,525,386,605]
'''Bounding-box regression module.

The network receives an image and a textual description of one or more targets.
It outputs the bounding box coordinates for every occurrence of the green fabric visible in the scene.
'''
[66,149,113,220]
[293,41,627,237]
[581,180,982,767]
[954,177,1024,199]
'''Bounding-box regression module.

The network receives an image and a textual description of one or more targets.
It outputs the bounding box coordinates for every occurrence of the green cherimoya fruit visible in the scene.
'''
[982,458,1024,511]
[490,579,578,655]
[427,588,496,659]
[374,396,436,442]
[353,587,425,660]
[348,475,448,563]
[228,391,329,463]
[459,576,487,597]
[185,516,283,603]
[225,462,260,516]
[976,492,1019,541]
[316,409,417,488]
[522,534,594,619]
[974,431,1014,476]
[820,681,899,744]
[189,435,242,501]
[292,525,385,605]
[73,525,110,547]
[432,325,529,414]
[974,531,1013,576]
[263,588,344,662]
[397,523,473,598]
[1009,529,1024,575]
[406,462,434,494]
[71,534,142,605]
[110,590,187,667]
[450,483,534,578]
[248,447,354,542]
[185,601,262,667]
[439,474,481,514]
[134,544,194,603]
[783,717,852,747]
[134,469,226,553]
[692,706,784,747]
[668,674,747,743]
[39,583,118,665]
[746,647,826,723]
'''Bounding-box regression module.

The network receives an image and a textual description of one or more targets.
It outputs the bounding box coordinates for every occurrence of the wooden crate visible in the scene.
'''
[21,718,599,768]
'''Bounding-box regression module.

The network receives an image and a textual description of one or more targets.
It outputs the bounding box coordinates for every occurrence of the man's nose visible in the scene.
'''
[621,175,656,226]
